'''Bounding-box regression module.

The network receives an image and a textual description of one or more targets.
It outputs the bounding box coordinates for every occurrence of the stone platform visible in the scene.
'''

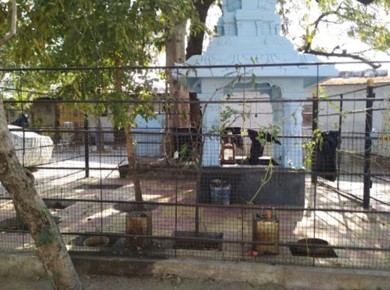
[198,166,306,206]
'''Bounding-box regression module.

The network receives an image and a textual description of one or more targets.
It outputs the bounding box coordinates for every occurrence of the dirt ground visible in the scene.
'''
[1,274,289,290]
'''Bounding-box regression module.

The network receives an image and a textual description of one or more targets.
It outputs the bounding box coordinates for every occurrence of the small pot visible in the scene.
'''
[83,236,109,247]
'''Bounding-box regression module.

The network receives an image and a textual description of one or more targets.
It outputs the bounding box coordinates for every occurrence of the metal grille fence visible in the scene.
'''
[0,63,389,270]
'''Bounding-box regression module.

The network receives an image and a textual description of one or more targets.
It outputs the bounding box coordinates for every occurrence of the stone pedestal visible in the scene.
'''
[125,212,152,249]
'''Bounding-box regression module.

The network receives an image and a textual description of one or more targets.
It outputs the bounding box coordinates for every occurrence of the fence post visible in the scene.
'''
[337,94,344,190]
[311,90,319,184]
[363,79,375,209]
[84,114,90,178]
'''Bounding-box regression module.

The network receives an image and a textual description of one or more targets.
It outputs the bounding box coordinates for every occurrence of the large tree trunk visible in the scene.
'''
[0,98,82,290]
[165,1,214,146]
[186,0,215,131]
[166,21,190,130]
[186,0,215,60]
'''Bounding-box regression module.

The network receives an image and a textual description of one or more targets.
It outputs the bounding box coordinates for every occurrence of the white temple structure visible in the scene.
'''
[182,0,338,168]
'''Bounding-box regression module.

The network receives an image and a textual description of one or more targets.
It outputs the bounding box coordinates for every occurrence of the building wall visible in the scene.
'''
[306,81,390,158]
[29,101,85,143]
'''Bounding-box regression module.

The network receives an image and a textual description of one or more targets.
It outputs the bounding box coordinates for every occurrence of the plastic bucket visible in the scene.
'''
[210,179,230,205]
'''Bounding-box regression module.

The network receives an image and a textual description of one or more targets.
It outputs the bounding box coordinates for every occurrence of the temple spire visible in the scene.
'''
[218,0,280,37]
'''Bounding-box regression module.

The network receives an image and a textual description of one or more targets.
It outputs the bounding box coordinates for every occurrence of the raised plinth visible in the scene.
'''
[198,166,305,206]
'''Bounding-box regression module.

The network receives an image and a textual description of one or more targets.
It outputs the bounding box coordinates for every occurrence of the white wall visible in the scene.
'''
[306,82,390,157]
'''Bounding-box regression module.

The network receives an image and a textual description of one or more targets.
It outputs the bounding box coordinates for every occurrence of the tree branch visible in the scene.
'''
[0,0,17,47]
[317,0,376,5]
[355,0,376,5]
[299,47,381,69]
[302,2,382,68]
[303,4,343,52]
[186,0,215,60]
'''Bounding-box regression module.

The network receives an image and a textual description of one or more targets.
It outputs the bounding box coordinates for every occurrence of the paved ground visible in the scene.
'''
[1,147,390,290]
[1,149,390,270]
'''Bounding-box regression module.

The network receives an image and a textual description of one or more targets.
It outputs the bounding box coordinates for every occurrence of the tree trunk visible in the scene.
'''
[166,21,190,130]
[0,0,17,46]
[112,64,143,206]
[186,0,214,130]
[186,0,215,60]
[94,116,105,152]
[185,0,214,236]
[0,98,82,290]
[125,124,143,205]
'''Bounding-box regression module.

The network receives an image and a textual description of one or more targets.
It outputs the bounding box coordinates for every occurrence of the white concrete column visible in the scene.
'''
[271,101,283,164]
[200,96,221,166]
[281,99,303,168]
[270,85,283,165]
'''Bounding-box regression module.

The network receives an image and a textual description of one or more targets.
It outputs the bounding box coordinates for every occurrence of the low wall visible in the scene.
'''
[2,253,390,290]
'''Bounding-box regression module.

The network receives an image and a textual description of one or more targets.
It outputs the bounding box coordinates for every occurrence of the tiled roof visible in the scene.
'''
[321,76,390,86]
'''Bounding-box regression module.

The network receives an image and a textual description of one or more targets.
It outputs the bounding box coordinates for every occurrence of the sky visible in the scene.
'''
[3,0,387,72]
[203,2,390,73]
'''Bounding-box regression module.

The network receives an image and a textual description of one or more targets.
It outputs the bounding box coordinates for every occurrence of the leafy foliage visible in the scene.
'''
[1,0,196,124]
[0,0,197,203]
[278,0,390,64]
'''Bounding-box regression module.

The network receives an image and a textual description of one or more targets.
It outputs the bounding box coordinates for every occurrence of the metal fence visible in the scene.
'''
[0,63,389,270]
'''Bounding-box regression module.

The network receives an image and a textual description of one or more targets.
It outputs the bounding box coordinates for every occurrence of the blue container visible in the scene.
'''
[210,179,231,205]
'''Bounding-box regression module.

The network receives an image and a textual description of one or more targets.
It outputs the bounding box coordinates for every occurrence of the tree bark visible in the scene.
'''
[0,0,17,46]
[125,124,143,204]
[112,64,143,205]
[0,97,82,290]
[166,21,191,130]
[186,0,215,60]
[186,0,214,130]
[94,115,105,152]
